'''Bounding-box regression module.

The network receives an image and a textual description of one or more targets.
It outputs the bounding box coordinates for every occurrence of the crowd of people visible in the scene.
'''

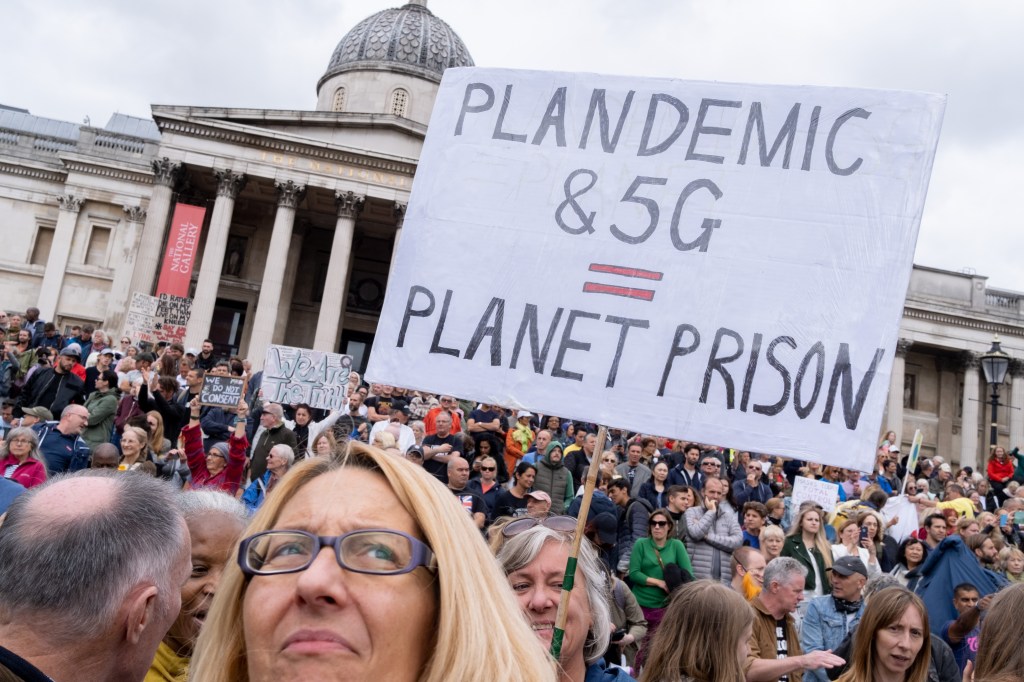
[2,308,1024,682]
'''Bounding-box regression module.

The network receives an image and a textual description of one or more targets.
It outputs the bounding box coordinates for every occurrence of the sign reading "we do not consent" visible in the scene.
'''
[367,68,945,473]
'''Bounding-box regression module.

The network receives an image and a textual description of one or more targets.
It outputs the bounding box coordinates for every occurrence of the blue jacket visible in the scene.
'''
[909,535,1009,634]
[241,471,273,514]
[34,422,91,475]
[584,661,636,682]
[801,595,862,682]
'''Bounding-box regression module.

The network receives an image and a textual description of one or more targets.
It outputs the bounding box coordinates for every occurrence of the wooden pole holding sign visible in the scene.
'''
[550,424,607,661]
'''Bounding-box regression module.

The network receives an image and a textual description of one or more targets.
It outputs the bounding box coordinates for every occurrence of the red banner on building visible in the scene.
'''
[155,203,207,298]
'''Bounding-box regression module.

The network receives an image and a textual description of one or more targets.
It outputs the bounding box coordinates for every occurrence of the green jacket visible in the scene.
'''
[781,533,832,594]
[628,537,693,608]
[82,389,119,451]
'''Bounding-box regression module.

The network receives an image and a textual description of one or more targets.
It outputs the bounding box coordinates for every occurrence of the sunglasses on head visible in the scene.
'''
[502,515,576,538]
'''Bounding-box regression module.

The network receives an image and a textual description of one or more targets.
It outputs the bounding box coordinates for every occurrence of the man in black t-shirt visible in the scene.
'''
[364,385,395,423]
[422,412,462,483]
[447,456,486,528]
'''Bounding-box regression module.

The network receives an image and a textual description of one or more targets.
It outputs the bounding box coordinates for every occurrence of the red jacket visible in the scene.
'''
[987,457,1015,483]
[182,422,248,494]
[1,455,47,488]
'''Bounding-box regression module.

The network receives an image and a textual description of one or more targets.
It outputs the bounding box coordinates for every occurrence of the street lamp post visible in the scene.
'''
[980,335,1010,456]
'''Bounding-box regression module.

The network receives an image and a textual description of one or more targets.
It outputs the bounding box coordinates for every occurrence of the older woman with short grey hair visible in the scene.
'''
[498,523,633,682]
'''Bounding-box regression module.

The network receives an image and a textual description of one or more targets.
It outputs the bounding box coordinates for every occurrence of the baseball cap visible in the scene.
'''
[100,348,115,356]
[60,343,82,358]
[831,555,868,578]
[22,406,54,421]
[186,348,199,356]
[939,463,952,473]
[526,490,551,504]
[590,512,618,545]
[888,445,901,454]
[517,410,532,419]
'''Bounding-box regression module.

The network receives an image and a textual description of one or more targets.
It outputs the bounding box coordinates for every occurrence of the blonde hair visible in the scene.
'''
[837,588,929,682]
[190,441,555,682]
[371,430,397,449]
[640,581,754,682]
[997,546,1024,575]
[788,506,834,572]
[145,410,165,454]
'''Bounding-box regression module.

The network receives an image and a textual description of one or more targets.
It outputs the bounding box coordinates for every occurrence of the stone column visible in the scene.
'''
[313,191,363,351]
[103,205,147,333]
[387,202,406,283]
[272,226,306,345]
[1009,360,1024,449]
[247,180,305,370]
[127,158,180,297]
[885,338,912,448]
[37,194,84,321]
[960,352,981,470]
[183,170,247,350]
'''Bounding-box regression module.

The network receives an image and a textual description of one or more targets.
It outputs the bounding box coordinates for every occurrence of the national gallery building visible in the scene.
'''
[1,1,1022,469]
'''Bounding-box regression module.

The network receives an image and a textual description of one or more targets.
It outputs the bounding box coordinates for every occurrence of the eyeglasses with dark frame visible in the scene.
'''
[501,515,577,538]
[238,528,437,577]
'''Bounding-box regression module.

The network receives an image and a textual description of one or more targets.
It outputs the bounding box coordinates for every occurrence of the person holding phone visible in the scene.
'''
[831,519,881,577]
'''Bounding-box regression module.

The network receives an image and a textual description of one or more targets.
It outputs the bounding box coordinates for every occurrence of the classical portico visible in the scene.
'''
[882,266,1024,469]
[126,110,417,368]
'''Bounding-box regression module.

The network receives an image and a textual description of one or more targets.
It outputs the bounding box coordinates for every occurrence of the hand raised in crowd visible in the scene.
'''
[189,396,201,418]
[237,399,249,418]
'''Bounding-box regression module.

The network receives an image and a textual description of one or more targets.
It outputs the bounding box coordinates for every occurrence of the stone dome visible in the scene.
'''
[320,1,474,89]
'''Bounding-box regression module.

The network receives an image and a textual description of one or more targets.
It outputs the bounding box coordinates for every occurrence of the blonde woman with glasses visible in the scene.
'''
[191,442,555,682]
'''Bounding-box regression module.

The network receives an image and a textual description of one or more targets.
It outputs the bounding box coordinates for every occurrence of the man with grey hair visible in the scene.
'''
[250,402,297,482]
[0,470,190,682]
[745,557,844,682]
[241,443,295,514]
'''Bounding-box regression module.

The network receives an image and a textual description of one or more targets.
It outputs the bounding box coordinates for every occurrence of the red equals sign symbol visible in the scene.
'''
[583,263,664,302]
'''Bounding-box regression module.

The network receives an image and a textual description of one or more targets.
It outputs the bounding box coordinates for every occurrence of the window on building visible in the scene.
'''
[332,87,346,112]
[85,226,111,267]
[389,88,409,117]
[30,226,55,266]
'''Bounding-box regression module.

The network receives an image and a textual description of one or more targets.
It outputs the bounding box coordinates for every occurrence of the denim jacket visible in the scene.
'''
[800,594,862,682]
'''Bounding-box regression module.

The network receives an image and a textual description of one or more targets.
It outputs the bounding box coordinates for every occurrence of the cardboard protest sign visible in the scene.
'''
[199,375,245,408]
[366,68,945,472]
[124,292,192,345]
[124,292,160,343]
[791,476,840,514]
[262,345,353,411]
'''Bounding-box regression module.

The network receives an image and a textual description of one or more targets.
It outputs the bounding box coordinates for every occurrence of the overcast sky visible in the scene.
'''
[5,0,1022,291]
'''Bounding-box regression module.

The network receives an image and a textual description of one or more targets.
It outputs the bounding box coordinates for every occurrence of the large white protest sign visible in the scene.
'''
[263,345,353,411]
[791,476,840,514]
[366,68,945,472]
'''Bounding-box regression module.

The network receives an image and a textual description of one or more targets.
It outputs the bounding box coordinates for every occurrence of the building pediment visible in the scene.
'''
[151,105,422,175]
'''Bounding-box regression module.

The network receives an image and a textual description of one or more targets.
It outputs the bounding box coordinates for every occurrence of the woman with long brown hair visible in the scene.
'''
[640,580,754,682]
[836,588,929,682]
